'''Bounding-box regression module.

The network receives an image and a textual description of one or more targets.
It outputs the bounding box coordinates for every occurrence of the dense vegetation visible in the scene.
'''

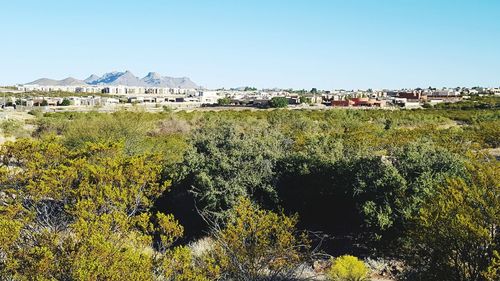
[0,99,499,280]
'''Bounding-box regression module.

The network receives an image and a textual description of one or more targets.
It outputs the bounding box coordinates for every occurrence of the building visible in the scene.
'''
[332,98,386,107]
[332,100,355,107]
[398,92,428,102]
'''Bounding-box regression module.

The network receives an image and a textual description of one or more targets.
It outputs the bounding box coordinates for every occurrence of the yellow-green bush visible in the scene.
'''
[204,198,309,280]
[328,255,370,281]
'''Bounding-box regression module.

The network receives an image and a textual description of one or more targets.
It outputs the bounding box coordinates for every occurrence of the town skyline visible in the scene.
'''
[15,70,500,91]
[1,0,500,89]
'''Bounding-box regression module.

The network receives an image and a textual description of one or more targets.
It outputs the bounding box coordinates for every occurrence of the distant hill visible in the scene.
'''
[27,71,198,88]
[141,72,198,88]
[28,77,86,86]
[85,71,146,87]
[83,74,101,84]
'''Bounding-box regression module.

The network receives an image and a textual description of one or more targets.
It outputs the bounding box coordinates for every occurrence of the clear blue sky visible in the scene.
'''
[1,0,499,89]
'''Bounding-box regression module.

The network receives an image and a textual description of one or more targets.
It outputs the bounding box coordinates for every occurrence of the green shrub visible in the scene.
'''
[269,97,288,108]
[28,108,44,117]
[59,99,71,106]
[406,161,499,281]
[163,105,173,113]
[299,96,311,104]
[422,102,433,108]
[217,97,231,105]
[328,255,369,281]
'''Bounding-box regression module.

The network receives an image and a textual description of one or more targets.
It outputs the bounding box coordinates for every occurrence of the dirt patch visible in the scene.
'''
[0,111,36,144]
[486,147,500,160]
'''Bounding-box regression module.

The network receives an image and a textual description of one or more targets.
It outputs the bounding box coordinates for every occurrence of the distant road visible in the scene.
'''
[0,87,22,94]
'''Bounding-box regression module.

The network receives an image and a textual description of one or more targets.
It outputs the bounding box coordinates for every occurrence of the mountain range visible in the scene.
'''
[27,71,198,89]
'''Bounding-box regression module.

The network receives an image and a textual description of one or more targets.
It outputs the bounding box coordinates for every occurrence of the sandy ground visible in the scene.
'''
[486,147,500,160]
[0,110,35,121]
[0,135,15,144]
[0,87,22,93]
[0,110,35,144]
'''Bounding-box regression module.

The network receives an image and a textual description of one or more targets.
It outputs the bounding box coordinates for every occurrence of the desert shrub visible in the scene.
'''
[0,138,189,280]
[61,111,156,153]
[150,118,191,136]
[484,251,500,281]
[203,197,310,281]
[269,97,288,108]
[178,121,287,217]
[34,111,187,157]
[472,120,500,148]
[327,255,370,281]
[163,105,174,113]
[434,96,500,110]
[422,102,433,108]
[17,105,498,279]
[59,99,71,106]
[27,108,44,117]
[217,97,231,105]
[0,119,28,138]
[405,160,499,281]
[161,246,210,281]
